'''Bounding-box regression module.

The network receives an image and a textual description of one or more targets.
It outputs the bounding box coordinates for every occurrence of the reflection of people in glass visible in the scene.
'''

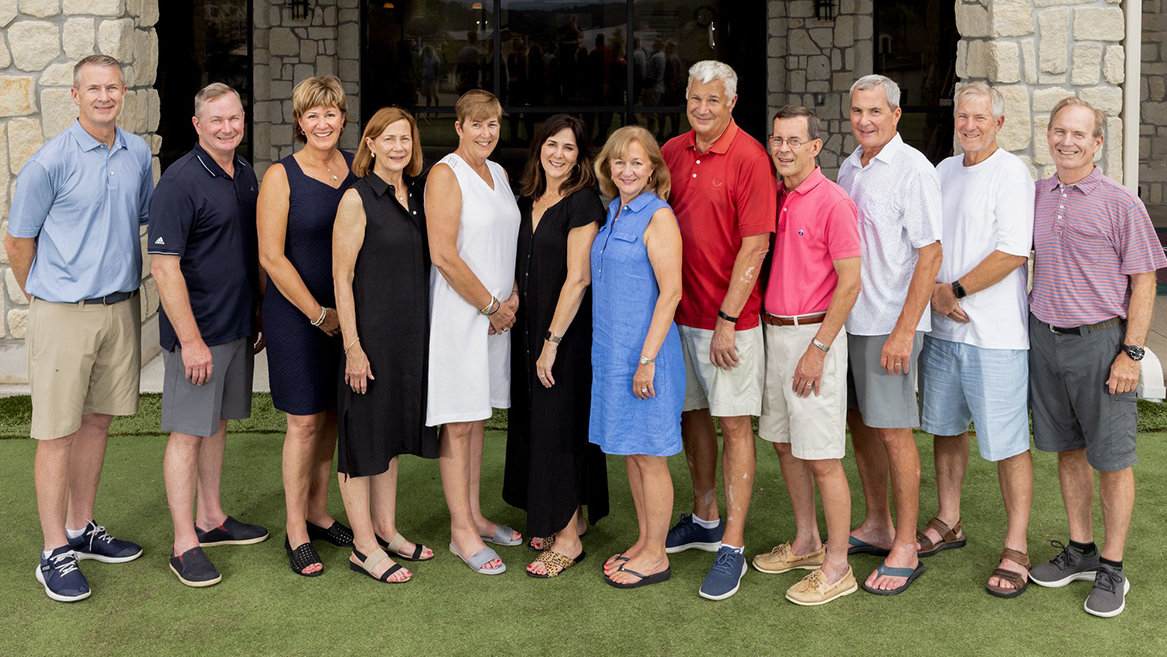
[421,45,440,113]
[586,34,611,139]
[662,40,683,137]
[631,37,647,107]
[457,31,481,95]
[507,37,533,143]
[542,44,561,105]
[644,39,666,136]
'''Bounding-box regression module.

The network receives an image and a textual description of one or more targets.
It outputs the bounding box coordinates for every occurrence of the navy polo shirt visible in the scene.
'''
[147,143,259,351]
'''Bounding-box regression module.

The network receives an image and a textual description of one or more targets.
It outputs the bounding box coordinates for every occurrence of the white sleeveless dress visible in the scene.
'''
[426,153,521,426]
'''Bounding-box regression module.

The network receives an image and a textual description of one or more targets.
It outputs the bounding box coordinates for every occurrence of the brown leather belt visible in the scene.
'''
[761,311,826,327]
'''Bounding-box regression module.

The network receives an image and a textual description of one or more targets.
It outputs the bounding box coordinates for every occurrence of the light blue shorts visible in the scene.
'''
[919,335,1030,462]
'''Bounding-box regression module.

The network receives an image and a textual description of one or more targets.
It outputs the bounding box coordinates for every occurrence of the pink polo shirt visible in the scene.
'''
[763,167,861,316]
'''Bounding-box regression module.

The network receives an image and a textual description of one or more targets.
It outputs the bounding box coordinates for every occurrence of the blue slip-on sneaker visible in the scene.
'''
[665,513,724,554]
[197,516,270,547]
[35,546,91,603]
[68,520,143,564]
[699,546,748,600]
[169,546,222,588]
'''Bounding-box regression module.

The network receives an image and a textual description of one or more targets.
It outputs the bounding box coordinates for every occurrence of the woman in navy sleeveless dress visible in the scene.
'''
[257,76,358,577]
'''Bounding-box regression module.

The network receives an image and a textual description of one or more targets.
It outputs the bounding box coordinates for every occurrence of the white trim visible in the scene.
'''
[1122,2,1141,194]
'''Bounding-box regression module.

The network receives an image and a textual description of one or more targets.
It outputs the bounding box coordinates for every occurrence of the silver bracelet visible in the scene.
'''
[311,306,327,327]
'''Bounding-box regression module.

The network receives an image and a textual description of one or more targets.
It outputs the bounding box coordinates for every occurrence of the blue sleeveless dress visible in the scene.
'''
[263,151,358,415]
[588,192,683,457]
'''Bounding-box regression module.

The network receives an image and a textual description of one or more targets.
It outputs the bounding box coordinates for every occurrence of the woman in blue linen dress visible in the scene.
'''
[588,126,684,590]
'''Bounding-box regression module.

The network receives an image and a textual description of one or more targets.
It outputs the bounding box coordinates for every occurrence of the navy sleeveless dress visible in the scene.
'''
[264,151,358,415]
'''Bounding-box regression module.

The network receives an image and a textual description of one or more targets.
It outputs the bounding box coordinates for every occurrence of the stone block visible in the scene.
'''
[956,40,967,79]
[1035,0,1092,5]
[62,17,95,59]
[147,132,160,154]
[146,88,158,131]
[41,88,79,139]
[956,2,989,38]
[1080,86,1123,115]
[97,18,136,63]
[270,27,298,57]
[300,39,318,63]
[8,308,27,338]
[0,0,16,27]
[966,40,988,79]
[63,0,123,15]
[293,63,313,84]
[1106,116,1122,182]
[834,16,854,48]
[5,268,26,304]
[856,15,872,40]
[338,22,359,59]
[1033,114,1053,165]
[1038,8,1069,74]
[338,59,358,83]
[9,20,60,71]
[314,56,335,78]
[996,85,1030,151]
[990,0,1033,37]
[7,117,42,175]
[1071,44,1102,86]
[0,76,36,117]
[807,55,830,81]
[134,29,158,86]
[139,0,157,26]
[788,29,819,56]
[143,275,158,318]
[988,41,1020,83]
[809,27,833,50]
[1103,46,1124,85]
[1033,87,1075,113]
[788,0,814,18]
[19,0,59,18]
[1073,7,1124,42]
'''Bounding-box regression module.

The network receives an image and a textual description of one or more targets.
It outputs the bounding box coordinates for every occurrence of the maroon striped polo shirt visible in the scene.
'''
[1030,166,1166,326]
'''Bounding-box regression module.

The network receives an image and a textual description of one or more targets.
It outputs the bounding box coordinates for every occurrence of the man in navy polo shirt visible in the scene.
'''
[147,83,267,588]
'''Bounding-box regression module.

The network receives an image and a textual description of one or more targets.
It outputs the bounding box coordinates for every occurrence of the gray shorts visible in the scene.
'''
[1029,314,1137,472]
[162,337,254,438]
[846,332,924,429]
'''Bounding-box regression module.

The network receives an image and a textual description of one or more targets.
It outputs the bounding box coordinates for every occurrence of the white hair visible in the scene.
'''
[953,82,1004,121]
[850,74,901,111]
[686,60,738,99]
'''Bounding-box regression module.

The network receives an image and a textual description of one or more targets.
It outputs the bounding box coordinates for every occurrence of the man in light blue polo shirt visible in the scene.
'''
[4,54,153,603]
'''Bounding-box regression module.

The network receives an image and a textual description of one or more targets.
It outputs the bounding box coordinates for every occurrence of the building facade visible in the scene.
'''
[0,0,1160,383]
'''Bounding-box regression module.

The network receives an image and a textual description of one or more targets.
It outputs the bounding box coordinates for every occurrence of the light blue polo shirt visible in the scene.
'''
[7,120,153,303]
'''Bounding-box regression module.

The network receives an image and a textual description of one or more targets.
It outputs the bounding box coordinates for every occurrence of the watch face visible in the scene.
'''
[1125,345,1145,360]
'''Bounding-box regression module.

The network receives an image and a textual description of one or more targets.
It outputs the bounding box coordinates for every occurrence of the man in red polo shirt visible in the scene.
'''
[661,60,777,601]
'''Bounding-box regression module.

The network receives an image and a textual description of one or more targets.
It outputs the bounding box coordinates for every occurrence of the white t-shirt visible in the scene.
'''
[838,133,944,336]
[932,148,1034,349]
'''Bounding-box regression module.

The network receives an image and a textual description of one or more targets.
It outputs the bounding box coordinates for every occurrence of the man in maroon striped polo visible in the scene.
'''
[1027,97,1166,618]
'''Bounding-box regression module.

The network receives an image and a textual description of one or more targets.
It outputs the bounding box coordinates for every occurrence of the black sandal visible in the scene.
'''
[285,537,323,577]
[350,548,409,584]
[306,520,354,547]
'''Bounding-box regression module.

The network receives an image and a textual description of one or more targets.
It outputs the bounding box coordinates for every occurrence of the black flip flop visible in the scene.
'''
[307,520,354,547]
[605,565,671,589]
[848,536,892,557]
[861,562,926,596]
[285,537,323,577]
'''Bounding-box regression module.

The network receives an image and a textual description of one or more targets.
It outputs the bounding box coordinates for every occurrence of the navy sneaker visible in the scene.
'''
[699,546,748,600]
[35,546,91,603]
[197,516,270,547]
[169,546,221,588]
[665,513,724,554]
[68,520,143,563]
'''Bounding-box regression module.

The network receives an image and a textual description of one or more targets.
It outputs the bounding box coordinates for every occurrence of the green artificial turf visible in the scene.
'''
[1,397,1166,655]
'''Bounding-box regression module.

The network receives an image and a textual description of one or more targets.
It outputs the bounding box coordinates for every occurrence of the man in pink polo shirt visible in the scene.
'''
[660,60,777,601]
[752,106,860,606]
[1027,97,1166,618]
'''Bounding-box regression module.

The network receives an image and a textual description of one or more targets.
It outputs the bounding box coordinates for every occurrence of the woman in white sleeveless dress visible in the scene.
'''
[425,90,522,574]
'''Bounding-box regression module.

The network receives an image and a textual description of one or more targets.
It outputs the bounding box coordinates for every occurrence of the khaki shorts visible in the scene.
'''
[28,295,141,440]
[678,324,763,417]
[758,323,848,460]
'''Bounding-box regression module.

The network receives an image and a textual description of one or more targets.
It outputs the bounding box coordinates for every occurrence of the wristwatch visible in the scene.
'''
[951,280,967,300]
[811,338,830,353]
[545,331,562,344]
[1122,344,1145,361]
[640,355,656,365]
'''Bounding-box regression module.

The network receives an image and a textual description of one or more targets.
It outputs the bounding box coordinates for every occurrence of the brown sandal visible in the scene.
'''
[526,549,586,579]
[986,548,1030,598]
[916,517,967,557]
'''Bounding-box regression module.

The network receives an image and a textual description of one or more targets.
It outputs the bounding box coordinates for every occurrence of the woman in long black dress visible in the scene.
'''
[333,107,439,584]
[503,114,609,578]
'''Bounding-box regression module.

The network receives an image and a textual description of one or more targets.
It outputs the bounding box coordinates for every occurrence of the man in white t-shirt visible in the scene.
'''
[918,82,1035,597]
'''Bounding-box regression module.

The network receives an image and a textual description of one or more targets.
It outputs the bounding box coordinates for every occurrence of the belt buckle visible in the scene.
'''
[1048,322,1059,334]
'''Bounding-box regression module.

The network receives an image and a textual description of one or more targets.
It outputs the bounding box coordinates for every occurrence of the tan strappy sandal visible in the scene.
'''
[916,517,967,557]
[986,548,1030,598]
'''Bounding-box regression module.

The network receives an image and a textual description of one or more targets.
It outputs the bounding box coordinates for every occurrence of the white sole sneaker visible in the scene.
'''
[1029,569,1097,588]
[34,567,91,603]
[73,549,143,564]
[1084,578,1131,618]
[666,541,722,554]
[698,561,747,601]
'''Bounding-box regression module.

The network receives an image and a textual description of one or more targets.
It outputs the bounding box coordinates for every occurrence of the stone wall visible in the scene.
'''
[251,0,360,180]
[956,0,1126,181]
[767,0,874,178]
[1141,0,1167,217]
[0,0,162,383]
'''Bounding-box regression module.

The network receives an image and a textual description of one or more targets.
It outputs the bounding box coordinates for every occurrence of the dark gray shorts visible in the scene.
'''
[162,337,254,438]
[1029,314,1137,472]
[846,332,924,429]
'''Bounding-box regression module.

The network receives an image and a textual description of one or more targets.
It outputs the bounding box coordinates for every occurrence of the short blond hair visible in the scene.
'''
[292,76,348,144]
[455,89,503,124]
[353,107,423,178]
[194,82,242,119]
[1048,96,1105,140]
[73,54,123,89]
[594,126,670,200]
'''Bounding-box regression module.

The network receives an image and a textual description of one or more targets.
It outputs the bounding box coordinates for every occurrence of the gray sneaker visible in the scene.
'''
[1029,541,1099,588]
[1084,564,1129,618]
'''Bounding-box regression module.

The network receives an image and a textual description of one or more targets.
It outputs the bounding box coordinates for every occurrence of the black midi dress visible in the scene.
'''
[503,188,610,537]
[337,174,438,477]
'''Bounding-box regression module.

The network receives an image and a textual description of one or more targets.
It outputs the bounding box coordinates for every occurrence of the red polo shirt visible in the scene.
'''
[662,120,777,330]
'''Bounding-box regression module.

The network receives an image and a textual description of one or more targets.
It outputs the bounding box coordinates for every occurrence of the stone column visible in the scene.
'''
[0,0,161,383]
[1141,0,1167,219]
[956,0,1126,181]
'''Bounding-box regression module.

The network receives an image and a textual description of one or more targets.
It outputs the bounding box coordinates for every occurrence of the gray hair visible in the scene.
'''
[686,60,738,100]
[1048,96,1106,140]
[72,54,124,89]
[772,105,822,142]
[953,82,1004,121]
[194,82,243,119]
[850,74,901,111]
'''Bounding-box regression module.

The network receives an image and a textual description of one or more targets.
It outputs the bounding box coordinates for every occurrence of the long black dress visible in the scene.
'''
[337,174,438,477]
[503,188,609,537]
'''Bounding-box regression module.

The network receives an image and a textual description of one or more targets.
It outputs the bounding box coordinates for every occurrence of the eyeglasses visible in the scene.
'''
[768,136,810,149]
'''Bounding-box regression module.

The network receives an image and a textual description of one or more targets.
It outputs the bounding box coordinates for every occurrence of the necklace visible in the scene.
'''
[324,160,339,182]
